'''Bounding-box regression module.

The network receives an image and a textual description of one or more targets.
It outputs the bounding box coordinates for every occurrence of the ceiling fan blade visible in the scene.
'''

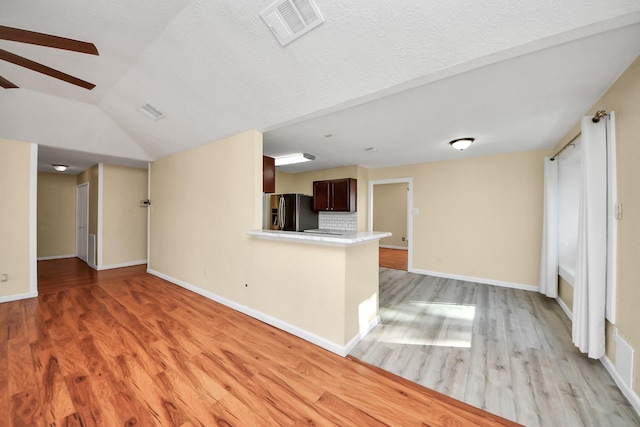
[0,49,95,90]
[0,26,99,55]
[0,75,19,89]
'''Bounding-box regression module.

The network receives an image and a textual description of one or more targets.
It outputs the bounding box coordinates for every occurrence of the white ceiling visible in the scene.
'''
[0,1,639,174]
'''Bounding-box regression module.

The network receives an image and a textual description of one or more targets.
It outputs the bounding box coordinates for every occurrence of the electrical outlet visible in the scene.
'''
[615,203,623,220]
[1,274,8,282]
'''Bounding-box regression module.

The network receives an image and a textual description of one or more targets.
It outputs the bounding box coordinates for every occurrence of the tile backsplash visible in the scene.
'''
[318,212,357,232]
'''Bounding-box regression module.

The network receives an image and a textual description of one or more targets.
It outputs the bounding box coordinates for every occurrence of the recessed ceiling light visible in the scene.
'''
[52,164,68,172]
[274,153,316,166]
[449,138,475,151]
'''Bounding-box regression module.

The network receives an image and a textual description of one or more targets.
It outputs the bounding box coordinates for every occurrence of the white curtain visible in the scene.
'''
[572,115,608,359]
[539,157,558,298]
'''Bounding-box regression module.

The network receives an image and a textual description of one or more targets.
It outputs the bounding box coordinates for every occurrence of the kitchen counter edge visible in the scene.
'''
[247,230,392,247]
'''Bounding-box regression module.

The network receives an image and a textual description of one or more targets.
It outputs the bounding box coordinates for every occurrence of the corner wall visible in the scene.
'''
[102,165,148,267]
[369,149,547,287]
[37,172,76,259]
[373,182,408,248]
[149,130,262,298]
[553,55,640,397]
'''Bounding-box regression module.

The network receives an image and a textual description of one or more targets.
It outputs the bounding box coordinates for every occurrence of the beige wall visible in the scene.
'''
[275,165,368,231]
[373,182,408,248]
[37,172,76,258]
[369,149,547,286]
[150,131,378,348]
[0,139,35,299]
[552,56,640,391]
[77,165,99,263]
[149,130,263,297]
[102,165,148,266]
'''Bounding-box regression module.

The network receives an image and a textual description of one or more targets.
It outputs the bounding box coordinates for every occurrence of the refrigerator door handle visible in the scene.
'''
[279,196,285,229]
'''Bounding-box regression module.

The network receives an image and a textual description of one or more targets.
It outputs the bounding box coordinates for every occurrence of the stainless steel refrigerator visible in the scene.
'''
[268,194,318,231]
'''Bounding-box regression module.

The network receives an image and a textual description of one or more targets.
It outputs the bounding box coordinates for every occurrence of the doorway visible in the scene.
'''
[368,178,413,271]
[76,182,89,262]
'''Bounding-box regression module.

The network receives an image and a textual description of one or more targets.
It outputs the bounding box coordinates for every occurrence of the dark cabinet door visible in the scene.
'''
[263,156,275,193]
[313,181,331,211]
[312,178,357,212]
[331,179,352,211]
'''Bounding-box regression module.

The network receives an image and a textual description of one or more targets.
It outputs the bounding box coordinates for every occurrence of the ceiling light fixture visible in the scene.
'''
[449,138,475,151]
[274,153,316,166]
[52,164,68,172]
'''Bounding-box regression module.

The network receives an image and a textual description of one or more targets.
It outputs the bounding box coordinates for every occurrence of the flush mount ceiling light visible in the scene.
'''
[274,153,316,166]
[449,138,475,151]
[52,164,68,172]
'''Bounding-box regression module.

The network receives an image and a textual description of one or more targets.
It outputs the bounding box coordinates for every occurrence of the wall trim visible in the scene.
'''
[380,245,408,250]
[409,268,538,292]
[29,143,38,295]
[601,356,640,418]
[97,163,104,268]
[147,268,367,357]
[37,254,77,261]
[368,178,414,271]
[0,291,38,304]
[556,296,573,321]
[97,260,147,271]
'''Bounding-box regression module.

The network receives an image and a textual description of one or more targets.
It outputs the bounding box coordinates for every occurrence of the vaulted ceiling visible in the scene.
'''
[1,1,639,174]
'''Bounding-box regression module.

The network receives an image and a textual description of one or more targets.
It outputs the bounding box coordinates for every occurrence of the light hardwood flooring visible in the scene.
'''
[1,259,522,426]
[350,268,640,427]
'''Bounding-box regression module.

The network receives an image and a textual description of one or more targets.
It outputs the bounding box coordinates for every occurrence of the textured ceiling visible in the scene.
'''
[0,1,639,173]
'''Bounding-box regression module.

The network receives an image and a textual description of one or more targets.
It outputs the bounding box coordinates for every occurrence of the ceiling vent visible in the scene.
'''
[140,102,166,120]
[260,0,325,46]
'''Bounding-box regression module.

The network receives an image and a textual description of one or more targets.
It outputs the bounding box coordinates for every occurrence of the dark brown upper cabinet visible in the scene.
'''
[263,156,275,193]
[313,178,357,212]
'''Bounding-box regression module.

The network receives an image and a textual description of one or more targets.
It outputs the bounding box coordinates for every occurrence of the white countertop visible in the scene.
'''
[247,229,392,247]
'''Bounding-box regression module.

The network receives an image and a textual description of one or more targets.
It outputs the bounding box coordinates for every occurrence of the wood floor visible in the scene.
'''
[379,247,408,270]
[0,258,521,426]
[350,268,640,427]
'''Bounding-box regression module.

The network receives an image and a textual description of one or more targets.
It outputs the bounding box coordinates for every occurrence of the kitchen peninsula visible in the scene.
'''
[247,229,391,355]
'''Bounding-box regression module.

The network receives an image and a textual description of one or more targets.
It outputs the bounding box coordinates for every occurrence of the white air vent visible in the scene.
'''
[260,0,325,46]
[140,103,166,120]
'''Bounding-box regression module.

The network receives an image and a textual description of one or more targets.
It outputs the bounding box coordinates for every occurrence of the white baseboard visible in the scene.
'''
[97,260,147,271]
[37,254,76,261]
[556,296,573,321]
[409,268,538,292]
[0,291,38,303]
[380,245,408,250]
[147,268,371,357]
[601,356,640,418]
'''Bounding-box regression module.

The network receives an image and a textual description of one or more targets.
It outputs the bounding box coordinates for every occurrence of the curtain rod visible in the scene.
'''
[550,132,581,161]
[550,110,608,161]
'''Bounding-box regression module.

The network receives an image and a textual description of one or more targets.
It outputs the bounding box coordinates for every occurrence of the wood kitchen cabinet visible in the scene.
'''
[313,178,357,212]
[263,156,275,193]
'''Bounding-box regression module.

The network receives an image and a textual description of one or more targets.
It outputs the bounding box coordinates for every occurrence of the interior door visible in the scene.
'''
[76,183,89,262]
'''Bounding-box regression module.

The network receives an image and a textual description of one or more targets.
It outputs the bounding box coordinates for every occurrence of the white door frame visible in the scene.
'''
[76,182,89,262]
[368,178,414,271]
